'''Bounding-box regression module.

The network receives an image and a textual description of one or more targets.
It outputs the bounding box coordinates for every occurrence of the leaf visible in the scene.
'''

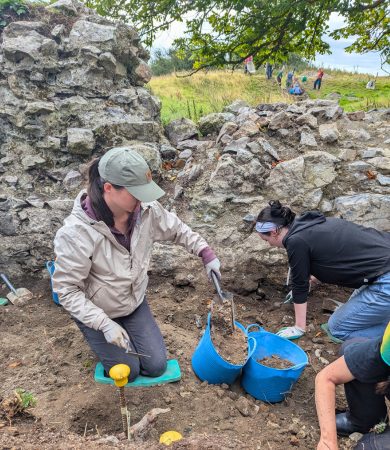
[7,361,22,369]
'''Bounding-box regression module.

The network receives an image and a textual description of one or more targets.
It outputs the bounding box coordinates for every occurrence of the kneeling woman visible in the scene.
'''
[253,200,390,340]
[52,147,220,380]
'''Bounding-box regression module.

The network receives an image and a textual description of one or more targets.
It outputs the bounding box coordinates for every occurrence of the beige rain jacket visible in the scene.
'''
[52,191,209,330]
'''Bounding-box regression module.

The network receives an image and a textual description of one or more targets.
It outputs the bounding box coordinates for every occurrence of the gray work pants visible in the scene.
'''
[74,299,167,381]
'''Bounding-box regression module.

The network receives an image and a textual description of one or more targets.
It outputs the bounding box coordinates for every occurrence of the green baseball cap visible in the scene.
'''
[98,147,165,202]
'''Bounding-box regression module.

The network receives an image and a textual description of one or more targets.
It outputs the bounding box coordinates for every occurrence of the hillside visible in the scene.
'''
[148,71,390,124]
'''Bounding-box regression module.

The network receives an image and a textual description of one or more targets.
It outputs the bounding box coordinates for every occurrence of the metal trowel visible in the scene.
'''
[210,271,236,333]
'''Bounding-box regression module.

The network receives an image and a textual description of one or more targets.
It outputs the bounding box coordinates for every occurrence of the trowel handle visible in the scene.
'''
[210,271,223,304]
[0,273,17,294]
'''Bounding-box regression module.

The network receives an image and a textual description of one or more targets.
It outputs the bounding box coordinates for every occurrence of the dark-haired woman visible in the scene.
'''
[52,147,221,381]
[253,200,390,340]
[315,321,390,450]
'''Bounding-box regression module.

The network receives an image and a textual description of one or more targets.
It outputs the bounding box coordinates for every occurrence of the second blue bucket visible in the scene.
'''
[45,261,60,305]
[241,324,308,403]
[192,313,256,385]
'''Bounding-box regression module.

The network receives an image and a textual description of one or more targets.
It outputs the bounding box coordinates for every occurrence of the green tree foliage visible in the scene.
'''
[150,48,194,76]
[84,0,389,72]
[0,0,28,28]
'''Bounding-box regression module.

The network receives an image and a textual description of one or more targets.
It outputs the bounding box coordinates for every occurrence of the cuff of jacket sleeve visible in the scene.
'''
[199,246,217,265]
[92,312,110,331]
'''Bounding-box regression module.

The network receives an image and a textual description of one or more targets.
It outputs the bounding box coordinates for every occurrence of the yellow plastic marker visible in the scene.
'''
[109,364,131,438]
[109,364,131,387]
[159,430,183,446]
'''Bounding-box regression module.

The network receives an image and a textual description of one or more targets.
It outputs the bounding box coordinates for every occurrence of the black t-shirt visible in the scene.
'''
[344,338,390,383]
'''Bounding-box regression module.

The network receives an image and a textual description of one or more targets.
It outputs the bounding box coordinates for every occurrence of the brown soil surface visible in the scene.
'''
[0,274,367,449]
[258,355,295,369]
[211,305,248,365]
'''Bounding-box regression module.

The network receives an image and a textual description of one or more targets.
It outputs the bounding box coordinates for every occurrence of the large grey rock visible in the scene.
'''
[159,144,177,161]
[334,194,390,231]
[377,174,390,186]
[63,170,82,189]
[125,142,162,175]
[68,20,117,52]
[268,111,292,130]
[266,151,338,209]
[216,122,238,144]
[256,138,279,160]
[198,112,235,135]
[22,155,46,170]
[2,29,57,67]
[67,128,95,155]
[366,157,390,173]
[232,120,259,139]
[295,113,318,129]
[223,137,250,154]
[224,100,250,114]
[165,118,199,146]
[0,212,17,236]
[347,129,371,142]
[209,154,266,197]
[319,123,339,143]
[49,0,81,15]
[300,131,317,147]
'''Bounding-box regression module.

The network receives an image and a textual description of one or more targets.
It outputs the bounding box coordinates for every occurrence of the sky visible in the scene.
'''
[152,13,389,76]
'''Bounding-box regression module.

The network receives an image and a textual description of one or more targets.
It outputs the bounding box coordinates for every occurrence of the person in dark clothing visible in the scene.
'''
[252,200,390,340]
[315,321,390,450]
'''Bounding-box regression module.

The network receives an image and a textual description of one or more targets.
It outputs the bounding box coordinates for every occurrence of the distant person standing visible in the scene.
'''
[266,62,273,79]
[286,70,294,88]
[244,56,255,75]
[277,68,283,86]
[314,68,324,90]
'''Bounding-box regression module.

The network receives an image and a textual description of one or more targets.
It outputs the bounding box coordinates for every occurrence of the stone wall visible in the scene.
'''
[0,0,389,293]
[0,0,174,277]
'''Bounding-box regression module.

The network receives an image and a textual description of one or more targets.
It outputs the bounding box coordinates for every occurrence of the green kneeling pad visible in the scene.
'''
[94,360,181,387]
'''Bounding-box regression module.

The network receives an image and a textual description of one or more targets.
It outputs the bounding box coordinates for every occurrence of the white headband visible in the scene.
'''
[255,222,278,233]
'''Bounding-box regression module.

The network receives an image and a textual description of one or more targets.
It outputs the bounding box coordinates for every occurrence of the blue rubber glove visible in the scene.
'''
[276,326,305,340]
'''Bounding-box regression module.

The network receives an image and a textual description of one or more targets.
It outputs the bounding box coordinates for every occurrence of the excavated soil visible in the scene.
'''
[211,305,248,366]
[258,355,295,370]
[0,274,369,449]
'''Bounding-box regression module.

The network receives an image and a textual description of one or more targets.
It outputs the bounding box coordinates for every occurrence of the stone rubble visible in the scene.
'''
[0,0,389,291]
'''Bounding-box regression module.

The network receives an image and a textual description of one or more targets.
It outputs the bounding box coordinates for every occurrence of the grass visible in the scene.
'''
[148,70,390,125]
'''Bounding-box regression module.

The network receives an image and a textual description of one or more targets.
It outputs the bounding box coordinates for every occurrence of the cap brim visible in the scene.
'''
[125,180,165,202]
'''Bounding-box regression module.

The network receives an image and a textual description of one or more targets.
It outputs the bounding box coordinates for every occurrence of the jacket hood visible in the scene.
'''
[283,211,326,245]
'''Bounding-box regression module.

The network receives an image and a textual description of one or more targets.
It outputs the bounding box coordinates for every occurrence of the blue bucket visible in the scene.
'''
[191,313,256,385]
[241,324,308,403]
[45,261,60,305]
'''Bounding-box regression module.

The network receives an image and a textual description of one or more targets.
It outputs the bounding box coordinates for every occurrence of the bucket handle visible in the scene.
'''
[247,336,257,360]
[246,323,264,333]
[291,362,308,371]
[46,260,55,274]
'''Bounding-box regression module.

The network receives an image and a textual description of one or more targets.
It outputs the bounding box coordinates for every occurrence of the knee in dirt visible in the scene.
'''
[327,316,345,339]
[140,357,167,378]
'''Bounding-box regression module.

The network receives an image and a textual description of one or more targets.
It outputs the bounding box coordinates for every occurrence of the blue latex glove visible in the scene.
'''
[276,326,305,340]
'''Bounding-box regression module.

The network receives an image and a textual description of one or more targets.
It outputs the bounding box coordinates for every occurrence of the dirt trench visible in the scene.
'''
[0,274,358,449]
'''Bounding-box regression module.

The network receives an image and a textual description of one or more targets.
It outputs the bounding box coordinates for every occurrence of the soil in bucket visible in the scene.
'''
[258,354,294,369]
[210,305,248,365]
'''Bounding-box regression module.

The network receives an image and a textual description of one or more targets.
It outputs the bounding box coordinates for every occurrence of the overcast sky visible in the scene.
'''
[151,12,389,75]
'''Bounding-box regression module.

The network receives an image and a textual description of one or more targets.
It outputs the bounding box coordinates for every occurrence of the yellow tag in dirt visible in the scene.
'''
[159,430,183,446]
